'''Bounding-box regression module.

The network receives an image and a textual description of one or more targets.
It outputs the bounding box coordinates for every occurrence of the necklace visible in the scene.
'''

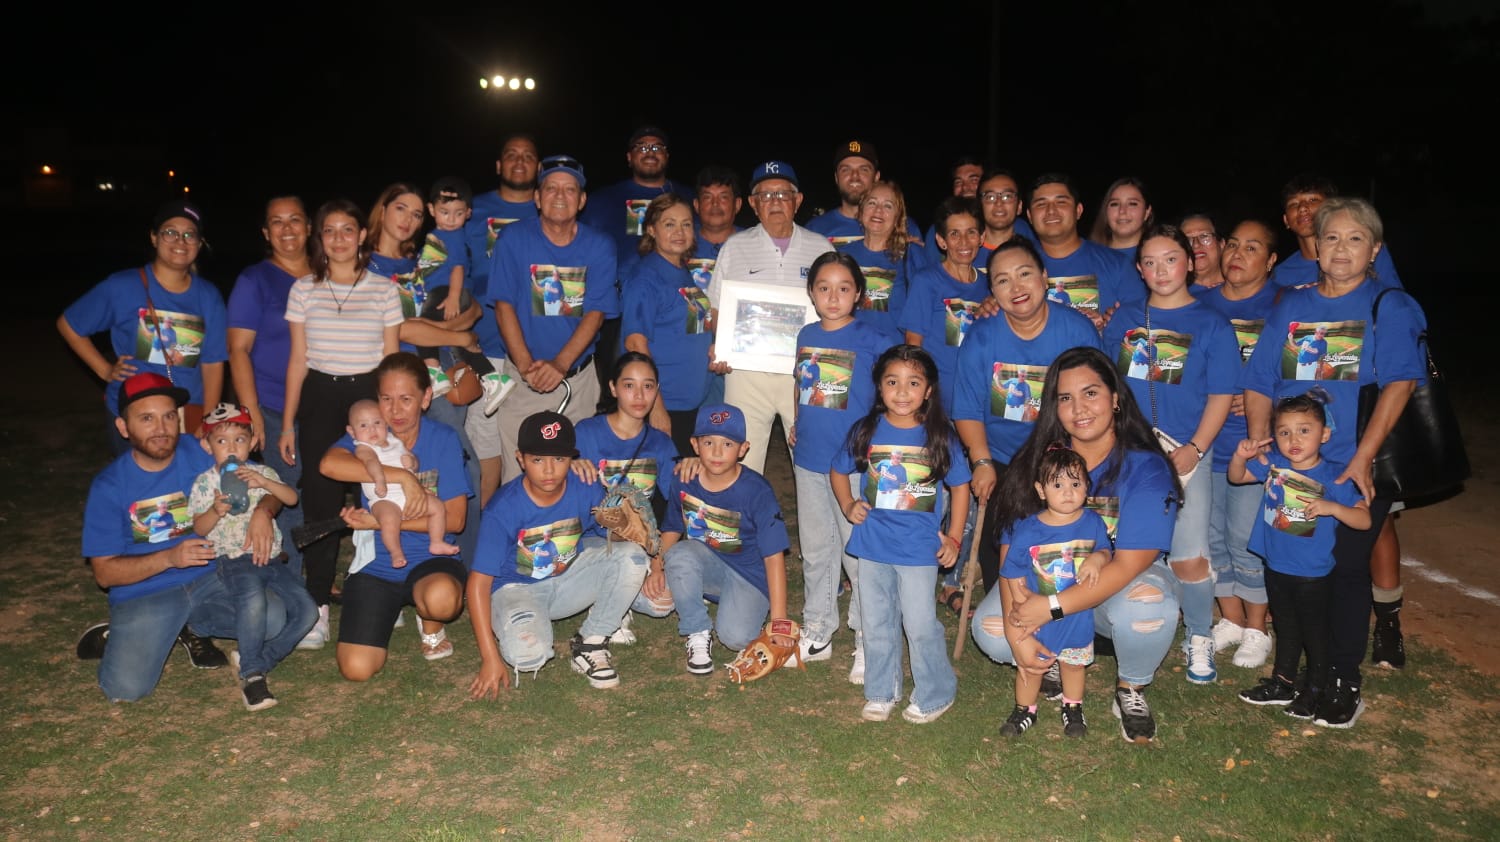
[326,272,362,313]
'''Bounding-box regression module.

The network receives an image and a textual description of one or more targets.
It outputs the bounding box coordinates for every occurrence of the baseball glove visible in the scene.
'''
[592,484,661,556]
[726,618,803,684]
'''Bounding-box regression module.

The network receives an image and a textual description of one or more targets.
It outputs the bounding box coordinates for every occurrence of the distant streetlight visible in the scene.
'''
[479,73,535,93]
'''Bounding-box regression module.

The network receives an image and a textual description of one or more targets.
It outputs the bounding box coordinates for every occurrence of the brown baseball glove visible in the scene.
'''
[726,618,803,684]
[592,484,661,556]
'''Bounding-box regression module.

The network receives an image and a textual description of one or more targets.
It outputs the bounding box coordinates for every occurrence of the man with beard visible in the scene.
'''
[806,139,919,246]
[81,373,310,702]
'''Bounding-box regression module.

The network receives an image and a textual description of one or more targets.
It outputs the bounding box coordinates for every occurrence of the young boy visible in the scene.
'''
[347,399,460,569]
[1230,394,1371,726]
[189,403,317,710]
[659,404,791,675]
[465,412,649,697]
[419,176,514,415]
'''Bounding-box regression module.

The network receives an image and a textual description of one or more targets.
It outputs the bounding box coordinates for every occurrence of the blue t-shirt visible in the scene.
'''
[484,217,619,362]
[1000,509,1114,653]
[1102,299,1241,444]
[338,419,473,581]
[82,440,216,605]
[953,302,1103,463]
[621,252,714,411]
[663,468,790,598]
[1035,240,1146,318]
[836,239,923,336]
[1246,455,1363,577]
[472,475,607,589]
[580,177,695,264]
[366,252,427,355]
[416,228,471,293]
[573,414,679,503]
[793,320,902,471]
[466,193,539,358]
[63,266,229,409]
[1241,283,1426,465]
[806,210,922,249]
[226,260,299,413]
[897,263,990,414]
[832,417,972,566]
[1196,282,1281,471]
[1271,246,1403,290]
[1083,448,1178,557]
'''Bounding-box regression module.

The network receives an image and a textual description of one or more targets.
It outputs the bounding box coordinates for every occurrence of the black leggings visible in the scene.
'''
[296,369,376,605]
[1327,497,1392,685]
[1265,567,1334,689]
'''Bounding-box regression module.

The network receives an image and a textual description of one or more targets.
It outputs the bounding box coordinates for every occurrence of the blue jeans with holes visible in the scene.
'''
[1166,456,1215,640]
[1209,472,1266,603]
[858,559,956,711]
[216,554,318,678]
[662,538,770,651]
[490,537,648,672]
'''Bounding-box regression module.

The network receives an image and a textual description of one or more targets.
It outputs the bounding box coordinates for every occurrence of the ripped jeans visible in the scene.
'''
[972,560,1180,687]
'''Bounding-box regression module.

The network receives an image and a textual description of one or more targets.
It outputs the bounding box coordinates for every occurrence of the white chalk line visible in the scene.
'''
[1402,555,1500,607]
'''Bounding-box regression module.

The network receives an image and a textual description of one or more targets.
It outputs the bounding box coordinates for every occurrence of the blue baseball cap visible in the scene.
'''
[538,155,586,190]
[748,160,799,192]
[693,404,747,443]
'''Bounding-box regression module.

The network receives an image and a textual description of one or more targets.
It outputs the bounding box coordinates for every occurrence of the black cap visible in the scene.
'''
[152,200,204,234]
[834,139,879,170]
[517,411,578,457]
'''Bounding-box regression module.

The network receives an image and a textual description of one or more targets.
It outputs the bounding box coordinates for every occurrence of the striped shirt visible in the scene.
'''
[285,271,404,375]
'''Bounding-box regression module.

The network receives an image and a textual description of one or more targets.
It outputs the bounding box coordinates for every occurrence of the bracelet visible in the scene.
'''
[971,458,995,470]
[941,533,961,548]
[1188,441,1206,461]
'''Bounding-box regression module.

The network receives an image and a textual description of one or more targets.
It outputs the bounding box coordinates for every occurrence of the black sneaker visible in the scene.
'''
[998,704,1037,737]
[1060,702,1088,738]
[569,634,620,689]
[1284,686,1324,720]
[241,675,278,711]
[1040,661,1063,702]
[1238,676,1296,706]
[1112,686,1156,744]
[178,627,228,669]
[76,622,109,660]
[1371,615,1406,669]
[1314,679,1365,729]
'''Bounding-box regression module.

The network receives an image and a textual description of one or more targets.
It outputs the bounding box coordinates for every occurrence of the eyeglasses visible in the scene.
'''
[752,191,795,203]
[1187,232,1219,247]
[158,228,200,244]
[981,191,1019,205]
[633,143,667,154]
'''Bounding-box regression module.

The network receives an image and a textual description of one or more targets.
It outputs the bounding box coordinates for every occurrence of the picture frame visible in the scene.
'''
[716,281,819,374]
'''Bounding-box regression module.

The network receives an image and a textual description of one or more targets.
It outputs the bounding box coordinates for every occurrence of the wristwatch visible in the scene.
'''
[1048,594,1065,621]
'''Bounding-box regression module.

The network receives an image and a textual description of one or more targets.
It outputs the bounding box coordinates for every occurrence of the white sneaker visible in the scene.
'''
[861,700,896,722]
[685,630,713,675]
[798,635,833,664]
[1211,618,1244,652]
[481,372,516,417]
[1233,628,1273,668]
[297,604,330,650]
[610,612,637,645]
[393,609,405,629]
[848,633,865,685]
[429,366,453,397]
[1185,634,1217,684]
[902,699,954,724]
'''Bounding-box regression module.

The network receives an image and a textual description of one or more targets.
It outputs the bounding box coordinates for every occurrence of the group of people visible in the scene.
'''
[62,128,1428,742]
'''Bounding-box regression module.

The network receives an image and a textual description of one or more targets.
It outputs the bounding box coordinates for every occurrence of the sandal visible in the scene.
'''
[420,626,454,661]
[940,588,975,619]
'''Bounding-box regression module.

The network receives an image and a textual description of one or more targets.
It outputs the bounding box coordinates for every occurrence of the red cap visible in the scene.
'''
[117,372,189,417]
[201,402,253,433]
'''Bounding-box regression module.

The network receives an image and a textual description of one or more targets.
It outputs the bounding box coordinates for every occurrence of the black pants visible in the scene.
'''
[1266,567,1334,689]
[1328,497,1392,684]
[414,286,494,375]
[296,369,376,605]
[668,408,699,460]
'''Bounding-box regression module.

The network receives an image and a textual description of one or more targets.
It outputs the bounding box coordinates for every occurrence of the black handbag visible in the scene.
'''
[1356,288,1469,500]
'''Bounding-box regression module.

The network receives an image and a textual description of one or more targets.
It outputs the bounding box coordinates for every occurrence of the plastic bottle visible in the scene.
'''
[219,459,250,515]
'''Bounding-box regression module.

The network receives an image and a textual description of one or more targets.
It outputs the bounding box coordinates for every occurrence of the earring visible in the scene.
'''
[1113,404,1121,414]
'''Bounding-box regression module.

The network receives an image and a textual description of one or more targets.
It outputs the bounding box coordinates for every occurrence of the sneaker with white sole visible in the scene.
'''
[481,372,516,417]
[429,366,452,397]
[1239,676,1296,706]
[1041,660,1063,701]
[569,634,620,689]
[1313,679,1364,729]
[1211,617,1244,652]
[798,635,833,664]
[242,674,278,711]
[685,630,713,675]
[1112,685,1156,743]
[861,700,896,722]
[297,604,330,650]
[610,612,637,646]
[999,704,1038,736]
[1060,702,1088,738]
[1232,628,1273,668]
[420,627,453,661]
[848,633,865,685]
[1185,634,1217,684]
[902,699,954,724]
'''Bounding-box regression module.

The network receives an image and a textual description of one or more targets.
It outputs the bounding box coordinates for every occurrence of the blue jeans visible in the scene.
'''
[972,560,1180,687]
[489,537,648,672]
[940,493,979,589]
[260,407,304,579]
[1166,456,1215,639]
[858,559,956,711]
[662,539,769,651]
[99,568,302,701]
[215,554,319,678]
[793,467,859,643]
[1209,472,1266,603]
[422,397,482,564]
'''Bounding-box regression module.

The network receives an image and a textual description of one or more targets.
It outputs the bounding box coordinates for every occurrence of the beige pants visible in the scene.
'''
[497,359,600,484]
[723,369,794,474]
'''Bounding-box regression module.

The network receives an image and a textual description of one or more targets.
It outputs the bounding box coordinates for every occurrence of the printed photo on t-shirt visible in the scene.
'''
[136,309,206,368]
[1117,328,1194,385]
[515,518,582,579]
[598,458,659,496]
[396,275,429,319]
[1279,320,1364,382]
[826,234,864,247]
[795,346,855,410]
[678,491,742,553]
[1026,539,1100,596]
[1048,275,1100,312]
[624,200,649,237]
[414,467,440,497]
[1086,496,1120,542]
[863,445,939,512]
[129,492,191,544]
[415,234,449,283]
[943,298,981,347]
[530,265,586,317]
[860,267,895,312]
[990,362,1042,422]
[680,287,711,335]
[686,258,715,292]
[1230,318,1266,363]
[485,217,520,257]
[1261,467,1325,538]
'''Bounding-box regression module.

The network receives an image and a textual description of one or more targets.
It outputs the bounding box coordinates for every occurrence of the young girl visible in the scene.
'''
[791,253,902,682]
[1088,177,1155,257]
[996,446,1113,738]
[832,345,969,724]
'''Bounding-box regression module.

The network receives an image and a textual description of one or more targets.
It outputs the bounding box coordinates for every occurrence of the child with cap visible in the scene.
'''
[415,177,515,415]
[655,403,791,675]
[347,399,461,570]
[466,411,650,696]
[188,402,317,710]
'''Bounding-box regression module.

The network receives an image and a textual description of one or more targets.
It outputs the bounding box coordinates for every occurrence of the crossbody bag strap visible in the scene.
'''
[138,266,175,385]
[1145,302,1159,427]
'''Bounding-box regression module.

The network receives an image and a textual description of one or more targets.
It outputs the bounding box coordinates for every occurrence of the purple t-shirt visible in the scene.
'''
[227,260,300,412]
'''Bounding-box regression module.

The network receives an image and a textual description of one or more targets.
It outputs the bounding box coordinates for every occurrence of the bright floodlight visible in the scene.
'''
[508,77,520,90]
[479,78,488,89]
[524,78,535,90]
[493,75,505,88]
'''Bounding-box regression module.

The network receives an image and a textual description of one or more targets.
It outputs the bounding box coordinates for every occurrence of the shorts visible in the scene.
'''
[1056,642,1095,667]
[337,556,467,648]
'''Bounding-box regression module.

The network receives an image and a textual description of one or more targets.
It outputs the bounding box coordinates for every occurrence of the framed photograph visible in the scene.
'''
[717,282,818,374]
